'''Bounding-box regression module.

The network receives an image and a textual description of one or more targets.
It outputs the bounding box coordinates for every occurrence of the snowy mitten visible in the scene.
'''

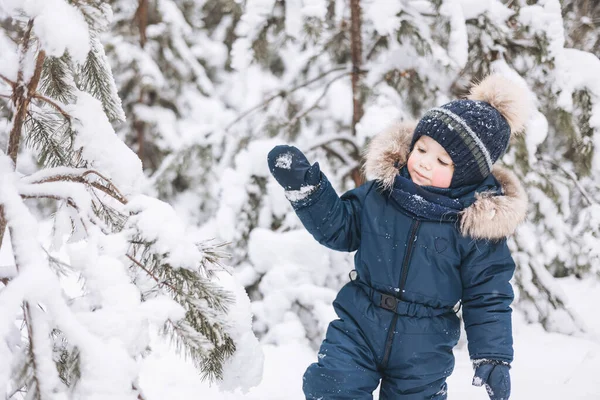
[267,145,321,191]
[472,360,511,400]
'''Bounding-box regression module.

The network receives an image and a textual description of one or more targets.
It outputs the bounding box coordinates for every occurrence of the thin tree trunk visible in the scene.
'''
[136,0,149,48]
[350,0,363,134]
[0,21,45,252]
[135,119,145,168]
[134,0,148,165]
[350,0,364,187]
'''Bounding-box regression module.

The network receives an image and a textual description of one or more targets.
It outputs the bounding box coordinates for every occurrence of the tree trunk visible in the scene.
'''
[136,0,149,48]
[0,21,45,251]
[349,0,364,187]
[350,0,363,136]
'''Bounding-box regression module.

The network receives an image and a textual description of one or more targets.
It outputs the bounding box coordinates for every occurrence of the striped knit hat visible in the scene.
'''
[411,74,529,188]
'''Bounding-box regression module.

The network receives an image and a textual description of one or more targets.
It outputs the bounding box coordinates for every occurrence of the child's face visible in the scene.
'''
[407,136,454,188]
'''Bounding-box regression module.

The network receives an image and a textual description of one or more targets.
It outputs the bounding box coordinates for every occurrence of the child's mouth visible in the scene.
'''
[414,170,429,182]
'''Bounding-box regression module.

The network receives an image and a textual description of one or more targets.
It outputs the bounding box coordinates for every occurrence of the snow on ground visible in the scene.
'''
[140,276,600,399]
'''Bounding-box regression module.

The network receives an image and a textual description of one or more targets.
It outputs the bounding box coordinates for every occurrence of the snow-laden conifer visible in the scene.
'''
[0,1,257,397]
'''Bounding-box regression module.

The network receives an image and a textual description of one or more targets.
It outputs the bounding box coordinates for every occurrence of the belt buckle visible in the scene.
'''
[380,294,398,311]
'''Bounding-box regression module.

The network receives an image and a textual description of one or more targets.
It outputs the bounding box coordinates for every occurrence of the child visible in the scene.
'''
[267,74,529,400]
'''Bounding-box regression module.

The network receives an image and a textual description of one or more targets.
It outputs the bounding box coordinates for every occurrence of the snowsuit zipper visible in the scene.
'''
[380,219,421,368]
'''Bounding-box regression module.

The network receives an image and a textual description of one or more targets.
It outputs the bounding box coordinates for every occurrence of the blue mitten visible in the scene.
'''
[472,361,511,400]
[267,145,321,191]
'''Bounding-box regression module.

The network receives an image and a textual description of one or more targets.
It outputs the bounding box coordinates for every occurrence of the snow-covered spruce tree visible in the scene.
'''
[0,1,257,397]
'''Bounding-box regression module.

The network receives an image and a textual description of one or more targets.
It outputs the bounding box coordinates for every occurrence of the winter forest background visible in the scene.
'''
[0,0,599,399]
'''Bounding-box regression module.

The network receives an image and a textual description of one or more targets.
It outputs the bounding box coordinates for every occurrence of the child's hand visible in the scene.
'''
[267,145,321,191]
[472,362,510,400]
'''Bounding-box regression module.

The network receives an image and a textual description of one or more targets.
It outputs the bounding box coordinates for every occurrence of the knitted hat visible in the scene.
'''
[411,74,529,188]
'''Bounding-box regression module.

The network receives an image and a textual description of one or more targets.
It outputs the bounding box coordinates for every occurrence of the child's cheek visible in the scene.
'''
[406,153,417,174]
[432,168,453,188]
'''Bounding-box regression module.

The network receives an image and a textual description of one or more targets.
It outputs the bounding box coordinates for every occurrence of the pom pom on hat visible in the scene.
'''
[467,74,529,136]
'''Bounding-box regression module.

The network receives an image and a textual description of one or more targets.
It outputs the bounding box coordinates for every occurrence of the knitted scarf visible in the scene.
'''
[389,166,502,222]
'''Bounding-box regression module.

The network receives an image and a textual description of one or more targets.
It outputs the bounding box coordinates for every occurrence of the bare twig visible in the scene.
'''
[538,157,595,206]
[26,169,128,205]
[307,133,360,154]
[132,382,147,400]
[127,255,178,293]
[82,170,128,204]
[285,72,350,128]
[0,73,15,87]
[33,93,72,121]
[19,193,113,236]
[223,66,348,132]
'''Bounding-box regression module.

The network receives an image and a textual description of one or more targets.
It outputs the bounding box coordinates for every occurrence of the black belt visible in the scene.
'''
[351,272,455,318]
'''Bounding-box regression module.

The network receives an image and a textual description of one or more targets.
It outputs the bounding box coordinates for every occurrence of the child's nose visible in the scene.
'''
[420,158,432,170]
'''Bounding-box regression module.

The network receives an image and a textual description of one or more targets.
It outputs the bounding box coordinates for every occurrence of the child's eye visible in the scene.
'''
[417,147,426,153]
[438,159,450,166]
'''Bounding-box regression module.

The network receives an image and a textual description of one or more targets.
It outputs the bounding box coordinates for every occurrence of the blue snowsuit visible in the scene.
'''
[286,125,527,399]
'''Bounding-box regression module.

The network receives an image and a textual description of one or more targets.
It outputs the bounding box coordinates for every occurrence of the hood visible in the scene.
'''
[362,121,528,240]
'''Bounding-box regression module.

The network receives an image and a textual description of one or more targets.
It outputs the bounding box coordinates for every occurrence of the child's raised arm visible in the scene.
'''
[268,145,374,252]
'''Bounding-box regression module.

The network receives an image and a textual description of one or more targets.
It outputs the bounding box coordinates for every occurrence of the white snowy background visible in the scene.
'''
[1,0,600,398]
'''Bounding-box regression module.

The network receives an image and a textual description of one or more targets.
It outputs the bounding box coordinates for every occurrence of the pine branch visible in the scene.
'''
[19,179,120,236]
[70,0,112,34]
[51,329,81,387]
[77,34,126,122]
[33,93,72,121]
[25,168,128,205]
[44,248,73,276]
[162,319,235,382]
[90,196,128,233]
[7,346,31,399]
[128,248,236,380]
[39,55,75,104]
[24,111,79,168]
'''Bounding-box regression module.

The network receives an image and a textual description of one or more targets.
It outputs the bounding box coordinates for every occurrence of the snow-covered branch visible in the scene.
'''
[0,3,254,396]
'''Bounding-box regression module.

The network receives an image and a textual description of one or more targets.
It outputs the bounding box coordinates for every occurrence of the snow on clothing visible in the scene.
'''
[277,123,527,399]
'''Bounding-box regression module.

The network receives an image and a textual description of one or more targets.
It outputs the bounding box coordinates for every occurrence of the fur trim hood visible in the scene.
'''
[362,121,528,240]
